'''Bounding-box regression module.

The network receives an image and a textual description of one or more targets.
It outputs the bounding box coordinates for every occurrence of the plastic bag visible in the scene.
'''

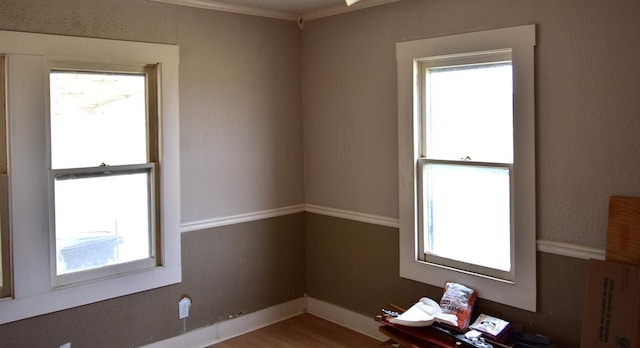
[439,282,477,329]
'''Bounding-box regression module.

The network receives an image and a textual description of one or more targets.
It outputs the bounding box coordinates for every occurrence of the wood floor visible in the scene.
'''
[210,313,383,347]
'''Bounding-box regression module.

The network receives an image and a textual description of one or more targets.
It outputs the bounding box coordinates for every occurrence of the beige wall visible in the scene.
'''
[302,0,640,249]
[4,0,305,222]
[0,0,305,346]
[0,214,305,347]
[1,0,305,223]
[302,2,640,347]
[1,0,640,347]
[176,6,304,221]
[305,213,588,347]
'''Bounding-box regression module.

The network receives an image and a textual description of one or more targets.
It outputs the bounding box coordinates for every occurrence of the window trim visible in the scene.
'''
[0,54,10,299]
[397,25,537,311]
[0,30,180,324]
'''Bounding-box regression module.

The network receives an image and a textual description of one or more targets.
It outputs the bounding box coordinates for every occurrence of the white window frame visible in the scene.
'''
[418,51,514,281]
[46,62,160,287]
[397,25,537,311]
[0,54,9,299]
[0,30,181,324]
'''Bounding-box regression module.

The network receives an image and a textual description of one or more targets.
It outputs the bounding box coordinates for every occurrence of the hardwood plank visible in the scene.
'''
[210,313,382,347]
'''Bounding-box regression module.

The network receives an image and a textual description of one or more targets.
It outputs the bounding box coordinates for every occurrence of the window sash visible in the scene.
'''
[50,163,158,287]
[417,51,512,160]
[423,62,513,164]
[46,62,159,165]
[49,70,148,169]
[415,51,516,282]
[416,158,514,281]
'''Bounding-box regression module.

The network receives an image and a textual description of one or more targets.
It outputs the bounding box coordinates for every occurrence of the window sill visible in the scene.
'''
[0,264,180,324]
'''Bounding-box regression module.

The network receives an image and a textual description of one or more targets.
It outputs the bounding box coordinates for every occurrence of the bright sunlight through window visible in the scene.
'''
[49,70,155,276]
[420,60,513,276]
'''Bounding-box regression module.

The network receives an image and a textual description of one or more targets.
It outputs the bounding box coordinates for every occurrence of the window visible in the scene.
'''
[397,25,536,311]
[48,64,160,286]
[0,54,10,299]
[420,53,513,280]
[0,30,181,324]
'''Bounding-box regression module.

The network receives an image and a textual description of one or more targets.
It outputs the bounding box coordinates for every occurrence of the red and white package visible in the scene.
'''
[439,282,477,330]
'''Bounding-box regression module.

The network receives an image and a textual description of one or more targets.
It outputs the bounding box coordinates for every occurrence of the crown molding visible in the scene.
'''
[147,0,300,21]
[146,0,400,22]
[303,0,400,21]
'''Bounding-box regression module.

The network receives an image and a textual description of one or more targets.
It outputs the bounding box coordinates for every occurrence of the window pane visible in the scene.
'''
[423,163,511,272]
[54,172,151,275]
[426,62,513,163]
[49,71,147,169]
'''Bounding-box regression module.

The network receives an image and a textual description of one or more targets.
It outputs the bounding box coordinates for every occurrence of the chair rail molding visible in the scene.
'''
[180,204,605,261]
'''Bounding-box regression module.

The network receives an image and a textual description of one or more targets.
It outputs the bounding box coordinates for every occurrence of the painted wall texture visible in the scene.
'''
[0,215,305,347]
[300,2,640,346]
[302,0,640,249]
[0,0,305,346]
[305,213,588,347]
[1,0,640,347]
[1,0,304,223]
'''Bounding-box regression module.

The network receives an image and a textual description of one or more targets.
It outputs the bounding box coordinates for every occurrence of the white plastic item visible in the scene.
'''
[389,297,458,327]
[178,297,191,319]
[389,302,435,327]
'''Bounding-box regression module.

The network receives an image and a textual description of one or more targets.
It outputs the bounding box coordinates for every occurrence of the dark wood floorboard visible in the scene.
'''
[210,313,383,347]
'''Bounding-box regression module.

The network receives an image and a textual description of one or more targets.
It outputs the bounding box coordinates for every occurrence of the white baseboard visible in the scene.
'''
[306,297,387,342]
[140,297,385,347]
[140,297,306,348]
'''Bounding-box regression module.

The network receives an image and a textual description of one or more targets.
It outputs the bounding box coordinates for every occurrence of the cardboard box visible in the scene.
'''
[581,259,640,348]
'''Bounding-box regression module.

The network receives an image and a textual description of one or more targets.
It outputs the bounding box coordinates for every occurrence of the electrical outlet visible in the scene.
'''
[179,297,191,319]
[60,343,71,348]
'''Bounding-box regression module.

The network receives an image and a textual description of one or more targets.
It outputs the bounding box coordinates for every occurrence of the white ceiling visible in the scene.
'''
[149,0,400,21]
